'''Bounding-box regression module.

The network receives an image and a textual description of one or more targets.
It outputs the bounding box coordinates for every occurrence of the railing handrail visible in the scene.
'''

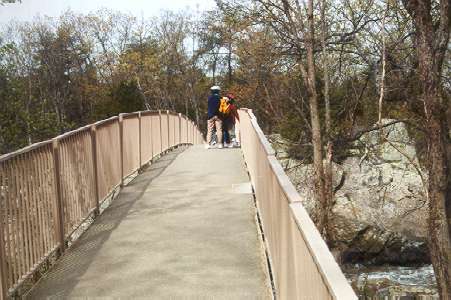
[0,110,203,299]
[247,110,275,156]
[0,111,191,160]
[239,109,357,299]
[94,116,119,127]
[0,140,54,163]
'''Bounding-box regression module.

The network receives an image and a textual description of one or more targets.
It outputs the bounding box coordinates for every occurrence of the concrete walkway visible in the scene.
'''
[26,146,271,299]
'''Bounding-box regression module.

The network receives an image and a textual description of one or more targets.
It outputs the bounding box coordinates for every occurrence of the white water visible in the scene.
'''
[344,265,438,298]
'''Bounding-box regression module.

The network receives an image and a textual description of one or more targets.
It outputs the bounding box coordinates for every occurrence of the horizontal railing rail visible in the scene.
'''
[238,109,357,300]
[0,110,203,299]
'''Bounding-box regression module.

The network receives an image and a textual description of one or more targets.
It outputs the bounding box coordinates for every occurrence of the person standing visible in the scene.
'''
[222,93,240,147]
[206,86,223,149]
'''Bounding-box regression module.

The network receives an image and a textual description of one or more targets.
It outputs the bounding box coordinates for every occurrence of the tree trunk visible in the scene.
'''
[212,54,217,84]
[378,2,387,124]
[402,0,451,297]
[427,94,451,298]
[227,40,233,87]
[305,0,328,236]
[320,0,331,135]
[320,0,334,242]
[26,74,33,145]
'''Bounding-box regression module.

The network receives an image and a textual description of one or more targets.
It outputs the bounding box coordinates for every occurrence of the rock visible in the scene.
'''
[268,120,430,265]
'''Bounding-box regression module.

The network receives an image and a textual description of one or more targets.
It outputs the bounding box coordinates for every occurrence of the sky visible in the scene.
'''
[0,0,217,23]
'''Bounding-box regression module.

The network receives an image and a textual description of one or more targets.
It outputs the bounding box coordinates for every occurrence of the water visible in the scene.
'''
[344,265,438,299]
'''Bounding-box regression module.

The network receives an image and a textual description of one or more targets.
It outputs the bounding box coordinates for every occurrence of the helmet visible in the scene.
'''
[226,93,235,100]
[210,85,221,91]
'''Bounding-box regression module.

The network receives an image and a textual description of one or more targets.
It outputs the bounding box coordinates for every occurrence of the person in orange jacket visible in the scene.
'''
[222,93,240,148]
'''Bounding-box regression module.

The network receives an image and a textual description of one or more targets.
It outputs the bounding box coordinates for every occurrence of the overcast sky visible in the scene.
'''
[0,0,216,23]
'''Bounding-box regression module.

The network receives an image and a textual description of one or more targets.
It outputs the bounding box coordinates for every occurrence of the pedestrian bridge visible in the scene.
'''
[0,110,357,299]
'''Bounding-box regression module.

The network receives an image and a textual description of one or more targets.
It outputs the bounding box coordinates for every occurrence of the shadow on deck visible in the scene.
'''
[26,146,271,299]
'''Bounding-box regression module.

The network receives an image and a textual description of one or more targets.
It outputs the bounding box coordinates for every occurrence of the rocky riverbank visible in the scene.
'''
[268,119,437,297]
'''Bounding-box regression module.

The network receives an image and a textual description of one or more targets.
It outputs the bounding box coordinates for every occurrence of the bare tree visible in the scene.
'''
[256,0,329,236]
[319,0,335,243]
[378,1,388,124]
[401,0,450,297]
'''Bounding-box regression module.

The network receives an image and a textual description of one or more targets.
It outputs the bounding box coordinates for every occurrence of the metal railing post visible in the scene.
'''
[178,113,182,145]
[138,112,142,168]
[149,111,153,160]
[119,114,124,187]
[90,125,100,215]
[0,198,7,300]
[186,117,189,144]
[195,123,198,144]
[173,113,176,147]
[192,121,195,145]
[158,110,163,154]
[196,124,199,144]
[166,110,170,150]
[52,138,65,253]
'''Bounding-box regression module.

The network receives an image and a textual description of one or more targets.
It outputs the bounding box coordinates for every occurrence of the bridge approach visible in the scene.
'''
[0,110,357,299]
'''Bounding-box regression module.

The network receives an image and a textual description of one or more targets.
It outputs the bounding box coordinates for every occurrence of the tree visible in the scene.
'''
[252,0,330,236]
[401,0,450,297]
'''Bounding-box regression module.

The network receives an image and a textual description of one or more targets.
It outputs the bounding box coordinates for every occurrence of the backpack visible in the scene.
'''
[218,97,231,117]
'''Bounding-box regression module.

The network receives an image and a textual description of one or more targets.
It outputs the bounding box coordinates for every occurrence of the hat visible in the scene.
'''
[210,85,221,91]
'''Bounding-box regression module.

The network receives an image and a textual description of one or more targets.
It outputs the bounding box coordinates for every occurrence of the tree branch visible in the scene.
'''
[335,120,416,145]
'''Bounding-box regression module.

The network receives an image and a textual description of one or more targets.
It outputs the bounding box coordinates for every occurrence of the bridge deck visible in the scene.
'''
[26,145,271,299]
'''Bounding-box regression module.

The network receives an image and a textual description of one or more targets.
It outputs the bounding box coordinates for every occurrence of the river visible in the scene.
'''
[343,264,438,299]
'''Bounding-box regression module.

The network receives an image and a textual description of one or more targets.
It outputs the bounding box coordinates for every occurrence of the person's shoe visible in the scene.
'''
[205,144,211,149]
[228,143,234,148]
[218,144,223,149]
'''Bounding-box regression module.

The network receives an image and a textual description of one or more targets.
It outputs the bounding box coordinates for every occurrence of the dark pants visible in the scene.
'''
[223,118,234,144]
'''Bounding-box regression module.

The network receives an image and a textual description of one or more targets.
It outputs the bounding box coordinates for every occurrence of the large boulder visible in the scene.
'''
[268,120,429,265]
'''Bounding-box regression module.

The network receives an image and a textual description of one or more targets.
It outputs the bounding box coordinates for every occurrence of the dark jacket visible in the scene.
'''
[224,103,239,125]
[207,93,221,119]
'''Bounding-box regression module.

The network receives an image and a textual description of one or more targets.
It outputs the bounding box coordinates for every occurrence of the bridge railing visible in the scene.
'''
[0,110,203,299]
[238,109,357,300]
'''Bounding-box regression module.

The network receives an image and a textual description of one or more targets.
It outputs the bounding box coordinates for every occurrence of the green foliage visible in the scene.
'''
[0,9,213,154]
[276,112,304,142]
[113,79,145,114]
